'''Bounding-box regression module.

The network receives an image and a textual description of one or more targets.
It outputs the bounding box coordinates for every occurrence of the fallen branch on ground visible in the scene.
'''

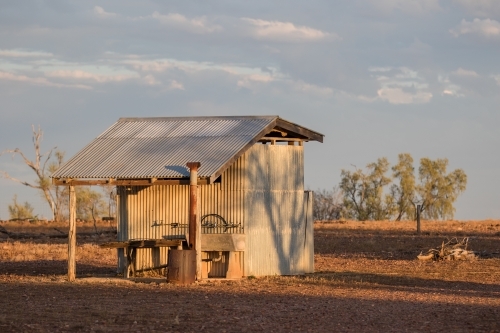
[417,237,477,261]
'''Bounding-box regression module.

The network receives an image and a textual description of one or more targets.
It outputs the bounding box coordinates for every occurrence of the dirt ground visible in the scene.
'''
[0,219,499,332]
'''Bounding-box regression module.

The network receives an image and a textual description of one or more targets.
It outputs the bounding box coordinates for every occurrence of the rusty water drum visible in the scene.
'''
[167,249,196,284]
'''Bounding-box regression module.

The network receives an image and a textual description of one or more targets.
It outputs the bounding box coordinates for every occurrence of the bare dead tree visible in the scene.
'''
[0,125,63,221]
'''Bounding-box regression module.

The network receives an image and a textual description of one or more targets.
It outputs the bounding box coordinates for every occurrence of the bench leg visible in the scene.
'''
[125,247,136,278]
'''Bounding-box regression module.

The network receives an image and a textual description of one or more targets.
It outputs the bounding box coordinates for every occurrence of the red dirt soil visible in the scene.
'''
[0,220,499,332]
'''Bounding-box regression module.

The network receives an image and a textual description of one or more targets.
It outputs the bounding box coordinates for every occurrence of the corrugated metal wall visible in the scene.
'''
[200,154,245,234]
[243,144,313,276]
[117,156,245,275]
[116,143,314,277]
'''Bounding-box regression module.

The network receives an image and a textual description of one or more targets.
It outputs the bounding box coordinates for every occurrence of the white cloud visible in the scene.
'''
[46,69,138,82]
[369,67,432,104]
[168,80,184,90]
[450,18,500,37]
[142,74,161,86]
[241,18,338,42]
[439,68,499,97]
[0,71,91,89]
[493,74,500,85]
[237,74,275,90]
[151,12,222,34]
[94,6,118,18]
[94,6,117,18]
[452,0,500,18]
[292,81,334,96]
[366,0,441,15]
[377,87,432,104]
[123,59,175,72]
[452,68,479,77]
[0,49,53,58]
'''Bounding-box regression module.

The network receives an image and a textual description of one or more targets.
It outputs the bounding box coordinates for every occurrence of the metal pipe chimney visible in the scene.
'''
[186,162,201,250]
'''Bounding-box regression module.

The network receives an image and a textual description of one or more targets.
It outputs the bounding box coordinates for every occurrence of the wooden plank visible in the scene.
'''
[100,241,130,248]
[68,185,76,282]
[101,239,183,249]
[259,137,306,142]
[52,178,210,186]
[128,239,183,248]
[275,118,324,142]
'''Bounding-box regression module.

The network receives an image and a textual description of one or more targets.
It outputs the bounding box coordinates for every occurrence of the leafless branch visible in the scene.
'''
[0,170,37,188]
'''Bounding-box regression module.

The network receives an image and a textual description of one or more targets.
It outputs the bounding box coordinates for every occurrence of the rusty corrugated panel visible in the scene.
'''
[199,155,244,234]
[52,117,277,179]
[116,152,246,272]
[117,185,190,272]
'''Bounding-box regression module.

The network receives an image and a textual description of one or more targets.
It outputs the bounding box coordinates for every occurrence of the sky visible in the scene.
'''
[0,0,499,220]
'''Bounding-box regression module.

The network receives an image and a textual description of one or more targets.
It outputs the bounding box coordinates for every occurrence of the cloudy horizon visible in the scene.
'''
[0,0,499,220]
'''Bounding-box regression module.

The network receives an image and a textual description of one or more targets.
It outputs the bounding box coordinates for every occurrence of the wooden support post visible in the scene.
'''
[416,205,421,234]
[187,162,201,281]
[68,185,76,281]
[196,185,201,281]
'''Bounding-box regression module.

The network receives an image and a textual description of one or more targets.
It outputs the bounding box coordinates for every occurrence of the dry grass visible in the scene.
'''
[0,219,116,235]
[0,219,499,332]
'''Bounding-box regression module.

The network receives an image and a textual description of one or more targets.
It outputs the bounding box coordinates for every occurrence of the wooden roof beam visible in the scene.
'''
[52,178,210,186]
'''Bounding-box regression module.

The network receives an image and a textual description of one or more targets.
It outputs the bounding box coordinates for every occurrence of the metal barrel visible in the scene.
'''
[167,249,196,284]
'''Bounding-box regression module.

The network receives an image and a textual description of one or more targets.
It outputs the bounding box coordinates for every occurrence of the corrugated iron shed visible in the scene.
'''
[52,116,323,183]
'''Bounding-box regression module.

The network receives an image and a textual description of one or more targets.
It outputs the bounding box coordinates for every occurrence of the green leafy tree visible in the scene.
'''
[340,158,394,221]
[339,154,467,221]
[390,153,416,221]
[416,158,467,220]
[8,195,35,220]
[75,187,107,222]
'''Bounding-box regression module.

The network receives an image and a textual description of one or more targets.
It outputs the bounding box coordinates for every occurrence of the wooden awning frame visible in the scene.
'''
[52,177,210,186]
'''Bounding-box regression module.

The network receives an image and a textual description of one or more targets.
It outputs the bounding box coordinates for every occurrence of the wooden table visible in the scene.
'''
[100,239,185,278]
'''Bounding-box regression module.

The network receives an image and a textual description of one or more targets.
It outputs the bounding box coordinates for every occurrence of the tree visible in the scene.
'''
[339,158,394,221]
[313,187,343,220]
[390,153,416,221]
[75,187,107,221]
[0,125,65,221]
[47,150,67,221]
[8,194,35,220]
[416,158,467,220]
[338,154,467,221]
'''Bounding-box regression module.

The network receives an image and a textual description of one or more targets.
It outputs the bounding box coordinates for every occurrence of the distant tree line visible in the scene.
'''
[313,153,467,221]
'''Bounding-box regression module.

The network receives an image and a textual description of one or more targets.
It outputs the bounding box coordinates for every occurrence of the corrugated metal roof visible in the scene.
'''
[52,116,322,181]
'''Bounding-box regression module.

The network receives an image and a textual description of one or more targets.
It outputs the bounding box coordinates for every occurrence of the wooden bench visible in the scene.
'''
[100,239,185,278]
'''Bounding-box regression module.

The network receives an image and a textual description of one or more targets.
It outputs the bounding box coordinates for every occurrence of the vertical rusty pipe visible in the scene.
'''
[186,162,201,250]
